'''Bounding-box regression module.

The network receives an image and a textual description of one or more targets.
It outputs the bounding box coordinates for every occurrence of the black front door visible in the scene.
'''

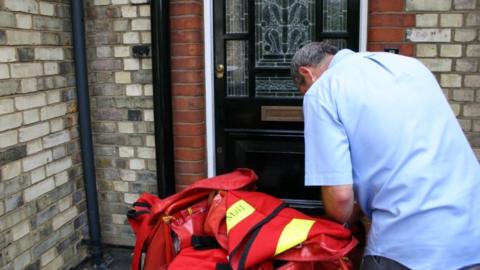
[214,0,359,212]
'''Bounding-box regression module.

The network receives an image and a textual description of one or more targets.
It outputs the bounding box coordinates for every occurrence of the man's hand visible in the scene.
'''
[321,184,354,223]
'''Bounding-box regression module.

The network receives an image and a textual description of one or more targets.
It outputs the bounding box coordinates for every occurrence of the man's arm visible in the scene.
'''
[321,184,354,223]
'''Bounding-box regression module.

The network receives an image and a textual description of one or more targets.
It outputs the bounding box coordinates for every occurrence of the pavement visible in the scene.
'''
[75,246,133,270]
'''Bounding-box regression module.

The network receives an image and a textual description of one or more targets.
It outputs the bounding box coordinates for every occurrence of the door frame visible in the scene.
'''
[204,0,369,177]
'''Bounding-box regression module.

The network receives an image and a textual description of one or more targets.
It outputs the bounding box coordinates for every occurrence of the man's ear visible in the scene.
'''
[298,66,311,78]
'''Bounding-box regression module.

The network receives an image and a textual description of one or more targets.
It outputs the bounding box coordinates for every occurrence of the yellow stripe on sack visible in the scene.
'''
[226,199,255,233]
[274,218,315,256]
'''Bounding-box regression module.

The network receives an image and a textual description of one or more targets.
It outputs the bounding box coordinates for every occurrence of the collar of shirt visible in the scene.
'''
[328,49,355,69]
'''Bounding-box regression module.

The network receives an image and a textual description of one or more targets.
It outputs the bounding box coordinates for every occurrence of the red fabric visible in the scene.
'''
[128,169,258,270]
[225,191,357,270]
[271,260,350,270]
[152,168,257,220]
[226,191,285,255]
[250,259,351,270]
[204,192,228,249]
[167,247,228,270]
[128,169,357,270]
[143,221,173,270]
[128,193,163,270]
[169,198,209,252]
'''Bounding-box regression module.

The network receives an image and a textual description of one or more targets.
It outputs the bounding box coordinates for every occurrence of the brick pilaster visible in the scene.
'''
[170,0,206,190]
[368,0,416,56]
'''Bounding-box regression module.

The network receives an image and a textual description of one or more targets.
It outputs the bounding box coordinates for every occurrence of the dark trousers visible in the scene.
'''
[360,256,480,270]
[360,256,409,270]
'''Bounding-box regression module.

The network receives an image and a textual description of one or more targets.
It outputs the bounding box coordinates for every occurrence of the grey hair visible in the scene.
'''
[290,41,338,85]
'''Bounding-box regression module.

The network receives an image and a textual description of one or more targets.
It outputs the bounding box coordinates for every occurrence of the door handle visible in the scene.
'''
[216,64,225,79]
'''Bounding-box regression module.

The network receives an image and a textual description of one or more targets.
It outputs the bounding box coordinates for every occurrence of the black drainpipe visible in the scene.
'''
[71,1,105,268]
[151,0,176,197]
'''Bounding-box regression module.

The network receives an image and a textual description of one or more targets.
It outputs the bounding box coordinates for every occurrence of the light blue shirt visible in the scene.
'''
[303,49,480,269]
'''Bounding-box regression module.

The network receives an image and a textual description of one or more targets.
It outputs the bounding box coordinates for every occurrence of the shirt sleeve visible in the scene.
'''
[303,92,353,186]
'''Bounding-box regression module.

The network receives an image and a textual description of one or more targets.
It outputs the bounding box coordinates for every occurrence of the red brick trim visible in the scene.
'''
[170,0,206,190]
[368,0,415,56]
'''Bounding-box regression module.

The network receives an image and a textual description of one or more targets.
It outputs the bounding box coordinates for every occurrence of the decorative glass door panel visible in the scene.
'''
[255,75,298,97]
[323,0,348,32]
[215,0,359,208]
[254,0,316,98]
[255,0,316,68]
[226,0,248,34]
[226,40,249,97]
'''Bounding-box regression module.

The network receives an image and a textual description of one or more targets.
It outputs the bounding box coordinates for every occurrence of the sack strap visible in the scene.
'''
[127,209,150,219]
[216,263,232,270]
[133,201,151,207]
[192,235,221,250]
[232,202,288,270]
